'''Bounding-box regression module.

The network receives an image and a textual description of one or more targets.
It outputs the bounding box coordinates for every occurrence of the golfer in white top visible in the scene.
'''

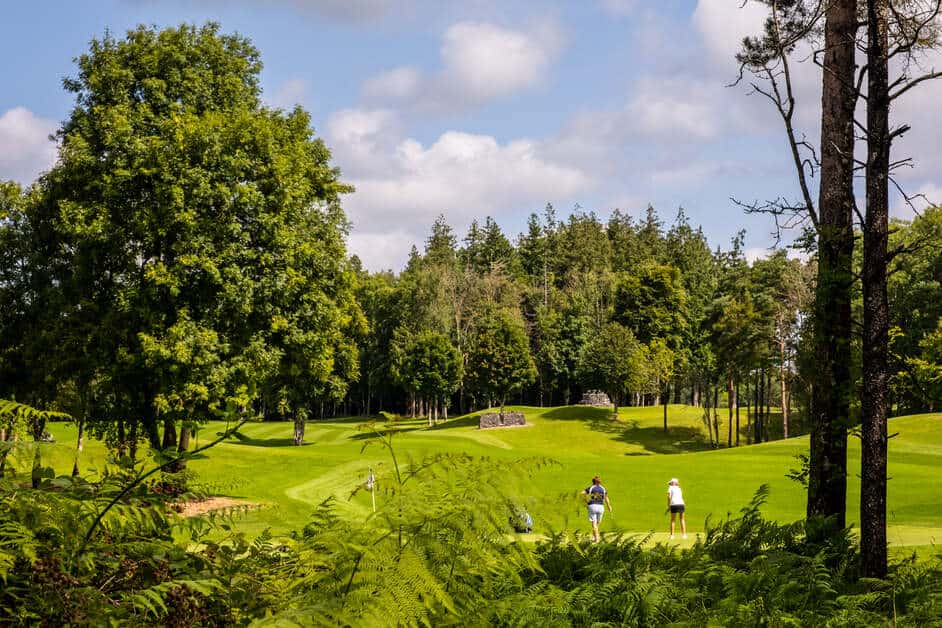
[667,478,686,539]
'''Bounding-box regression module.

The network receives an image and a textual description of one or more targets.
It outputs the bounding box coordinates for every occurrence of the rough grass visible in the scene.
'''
[16,406,942,551]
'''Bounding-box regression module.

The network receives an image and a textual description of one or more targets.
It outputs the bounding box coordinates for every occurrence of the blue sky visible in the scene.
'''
[3,1,941,270]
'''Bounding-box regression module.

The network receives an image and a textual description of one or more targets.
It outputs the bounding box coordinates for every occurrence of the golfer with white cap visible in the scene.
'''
[667,478,686,540]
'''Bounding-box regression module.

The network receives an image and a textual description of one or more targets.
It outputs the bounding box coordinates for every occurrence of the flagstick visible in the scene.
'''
[370,467,376,513]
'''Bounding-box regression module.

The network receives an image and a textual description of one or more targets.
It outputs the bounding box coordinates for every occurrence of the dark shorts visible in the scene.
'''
[670,504,685,514]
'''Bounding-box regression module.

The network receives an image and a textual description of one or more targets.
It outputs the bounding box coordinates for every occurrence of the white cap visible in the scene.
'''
[669,478,678,485]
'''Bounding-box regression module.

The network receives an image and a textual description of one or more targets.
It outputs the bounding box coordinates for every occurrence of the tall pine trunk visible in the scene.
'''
[72,417,85,477]
[712,387,720,448]
[807,0,856,531]
[780,337,789,439]
[727,377,734,447]
[754,372,762,444]
[735,380,741,447]
[861,0,890,579]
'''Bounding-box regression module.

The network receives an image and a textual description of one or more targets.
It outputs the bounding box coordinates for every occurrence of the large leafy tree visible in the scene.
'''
[25,23,359,449]
[578,322,644,420]
[466,311,536,415]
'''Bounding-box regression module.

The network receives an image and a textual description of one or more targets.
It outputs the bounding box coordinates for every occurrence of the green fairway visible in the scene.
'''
[17,406,942,549]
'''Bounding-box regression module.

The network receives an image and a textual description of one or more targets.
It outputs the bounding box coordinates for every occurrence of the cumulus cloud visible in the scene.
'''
[692,0,769,66]
[347,229,422,272]
[0,107,58,185]
[343,129,591,229]
[546,75,764,177]
[267,78,310,110]
[361,20,564,110]
[327,107,403,177]
[326,106,593,269]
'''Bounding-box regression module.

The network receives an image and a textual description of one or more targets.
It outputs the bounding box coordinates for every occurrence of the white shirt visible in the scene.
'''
[668,485,684,506]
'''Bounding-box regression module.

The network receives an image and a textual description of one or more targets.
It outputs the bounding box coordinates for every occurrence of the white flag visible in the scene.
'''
[366,469,375,490]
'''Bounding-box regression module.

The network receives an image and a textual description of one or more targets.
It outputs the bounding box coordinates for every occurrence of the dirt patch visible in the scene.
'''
[173,497,261,518]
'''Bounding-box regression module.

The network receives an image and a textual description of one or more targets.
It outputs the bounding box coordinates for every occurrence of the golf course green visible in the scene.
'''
[23,405,942,554]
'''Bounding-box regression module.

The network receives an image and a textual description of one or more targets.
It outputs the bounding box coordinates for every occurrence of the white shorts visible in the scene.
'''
[588,503,605,523]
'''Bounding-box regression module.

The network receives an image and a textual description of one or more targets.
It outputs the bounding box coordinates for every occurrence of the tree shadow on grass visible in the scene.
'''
[542,406,714,454]
[346,422,430,441]
[541,406,614,422]
[427,414,485,430]
[228,432,314,448]
[598,422,713,455]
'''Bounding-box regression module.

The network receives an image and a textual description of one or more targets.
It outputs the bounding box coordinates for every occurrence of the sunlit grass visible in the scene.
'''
[17,406,942,551]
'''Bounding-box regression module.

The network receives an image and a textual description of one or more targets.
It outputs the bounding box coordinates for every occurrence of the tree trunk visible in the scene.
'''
[72,417,85,477]
[713,386,720,448]
[172,423,191,472]
[755,371,763,444]
[780,337,789,439]
[807,0,856,531]
[735,380,741,447]
[0,421,10,478]
[162,417,177,451]
[117,419,127,458]
[293,413,305,446]
[704,402,713,447]
[746,383,752,445]
[766,370,772,439]
[860,0,890,579]
[663,386,668,433]
[727,377,734,448]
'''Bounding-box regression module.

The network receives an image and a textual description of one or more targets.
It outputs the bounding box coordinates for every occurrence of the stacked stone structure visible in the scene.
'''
[580,390,612,406]
[478,411,526,429]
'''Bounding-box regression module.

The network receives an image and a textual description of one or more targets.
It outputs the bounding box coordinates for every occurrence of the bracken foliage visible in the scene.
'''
[1,431,941,626]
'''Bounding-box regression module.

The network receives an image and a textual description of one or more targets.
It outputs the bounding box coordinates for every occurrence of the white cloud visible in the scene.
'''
[326,107,403,177]
[327,107,593,249]
[744,246,771,264]
[692,0,769,67]
[0,107,58,185]
[599,0,637,16]
[547,76,760,176]
[347,229,421,271]
[891,53,942,184]
[362,67,422,102]
[440,21,562,102]
[267,78,309,109]
[361,20,564,110]
[344,130,591,229]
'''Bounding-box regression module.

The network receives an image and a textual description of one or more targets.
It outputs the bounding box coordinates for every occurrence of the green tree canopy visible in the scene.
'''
[577,322,644,420]
[466,311,536,415]
[25,22,359,448]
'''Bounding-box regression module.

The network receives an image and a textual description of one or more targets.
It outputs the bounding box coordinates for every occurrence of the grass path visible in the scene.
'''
[20,406,942,552]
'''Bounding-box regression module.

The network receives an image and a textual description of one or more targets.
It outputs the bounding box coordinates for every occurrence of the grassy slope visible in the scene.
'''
[20,406,942,550]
